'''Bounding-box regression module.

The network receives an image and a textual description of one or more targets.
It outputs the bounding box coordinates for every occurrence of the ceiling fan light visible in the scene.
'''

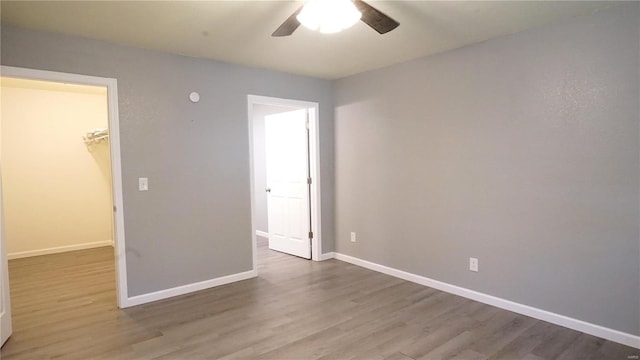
[296,0,362,34]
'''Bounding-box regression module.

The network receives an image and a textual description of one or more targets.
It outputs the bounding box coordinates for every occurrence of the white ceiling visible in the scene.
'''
[0,1,616,79]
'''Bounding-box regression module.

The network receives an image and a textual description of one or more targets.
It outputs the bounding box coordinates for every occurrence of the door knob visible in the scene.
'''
[265,188,271,193]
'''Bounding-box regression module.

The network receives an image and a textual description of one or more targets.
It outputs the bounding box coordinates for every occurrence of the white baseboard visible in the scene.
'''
[256,230,269,239]
[319,252,335,261]
[123,269,258,308]
[334,252,640,349]
[8,240,114,260]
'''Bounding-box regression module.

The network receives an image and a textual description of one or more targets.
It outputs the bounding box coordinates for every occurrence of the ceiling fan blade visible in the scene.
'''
[272,5,304,37]
[353,0,399,34]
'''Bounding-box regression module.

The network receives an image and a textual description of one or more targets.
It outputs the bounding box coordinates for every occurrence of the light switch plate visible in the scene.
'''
[469,257,478,272]
[139,177,148,191]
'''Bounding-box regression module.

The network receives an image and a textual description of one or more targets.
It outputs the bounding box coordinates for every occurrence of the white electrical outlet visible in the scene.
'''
[350,232,356,243]
[469,257,479,272]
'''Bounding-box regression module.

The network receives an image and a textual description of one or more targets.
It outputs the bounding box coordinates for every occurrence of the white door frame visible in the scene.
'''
[247,95,322,267]
[1,166,11,346]
[0,66,128,308]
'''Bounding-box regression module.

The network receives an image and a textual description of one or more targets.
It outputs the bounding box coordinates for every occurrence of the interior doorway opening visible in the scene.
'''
[0,66,127,348]
[1,77,114,260]
[247,95,322,268]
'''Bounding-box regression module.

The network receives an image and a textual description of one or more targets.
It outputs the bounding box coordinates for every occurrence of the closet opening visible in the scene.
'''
[0,67,127,348]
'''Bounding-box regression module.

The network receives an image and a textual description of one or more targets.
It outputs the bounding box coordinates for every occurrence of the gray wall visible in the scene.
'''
[334,3,640,336]
[252,104,296,233]
[1,25,335,297]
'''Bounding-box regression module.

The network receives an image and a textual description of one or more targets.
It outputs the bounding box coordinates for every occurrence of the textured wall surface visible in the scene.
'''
[334,3,639,335]
[1,25,334,296]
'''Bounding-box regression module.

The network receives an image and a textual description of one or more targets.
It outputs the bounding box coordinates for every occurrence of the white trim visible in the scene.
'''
[1,66,128,309]
[248,98,259,273]
[247,95,323,266]
[319,252,335,261]
[8,241,113,260]
[334,253,640,349]
[308,106,322,262]
[125,270,257,307]
[256,230,269,239]
[0,167,13,346]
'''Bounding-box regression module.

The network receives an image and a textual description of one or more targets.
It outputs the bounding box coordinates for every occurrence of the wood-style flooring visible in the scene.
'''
[1,240,638,359]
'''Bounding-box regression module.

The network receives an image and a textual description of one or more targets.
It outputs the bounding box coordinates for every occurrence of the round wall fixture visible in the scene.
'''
[189,92,200,103]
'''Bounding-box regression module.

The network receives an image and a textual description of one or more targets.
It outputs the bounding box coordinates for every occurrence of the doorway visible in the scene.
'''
[1,77,113,259]
[247,95,322,267]
[0,66,127,346]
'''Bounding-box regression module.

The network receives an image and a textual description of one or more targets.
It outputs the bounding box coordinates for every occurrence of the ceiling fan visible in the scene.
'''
[272,0,399,37]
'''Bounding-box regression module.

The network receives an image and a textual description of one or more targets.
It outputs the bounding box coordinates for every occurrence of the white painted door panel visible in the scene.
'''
[1,166,12,347]
[265,109,311,259]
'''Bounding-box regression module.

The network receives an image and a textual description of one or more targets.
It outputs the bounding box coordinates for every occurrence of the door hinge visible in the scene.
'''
[113,205,117,212]
[309,231,313,239]
[307,177,312,185]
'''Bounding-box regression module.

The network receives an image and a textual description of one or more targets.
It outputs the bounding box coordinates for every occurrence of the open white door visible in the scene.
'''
[265,109,311,259]
[0,166,12,347]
